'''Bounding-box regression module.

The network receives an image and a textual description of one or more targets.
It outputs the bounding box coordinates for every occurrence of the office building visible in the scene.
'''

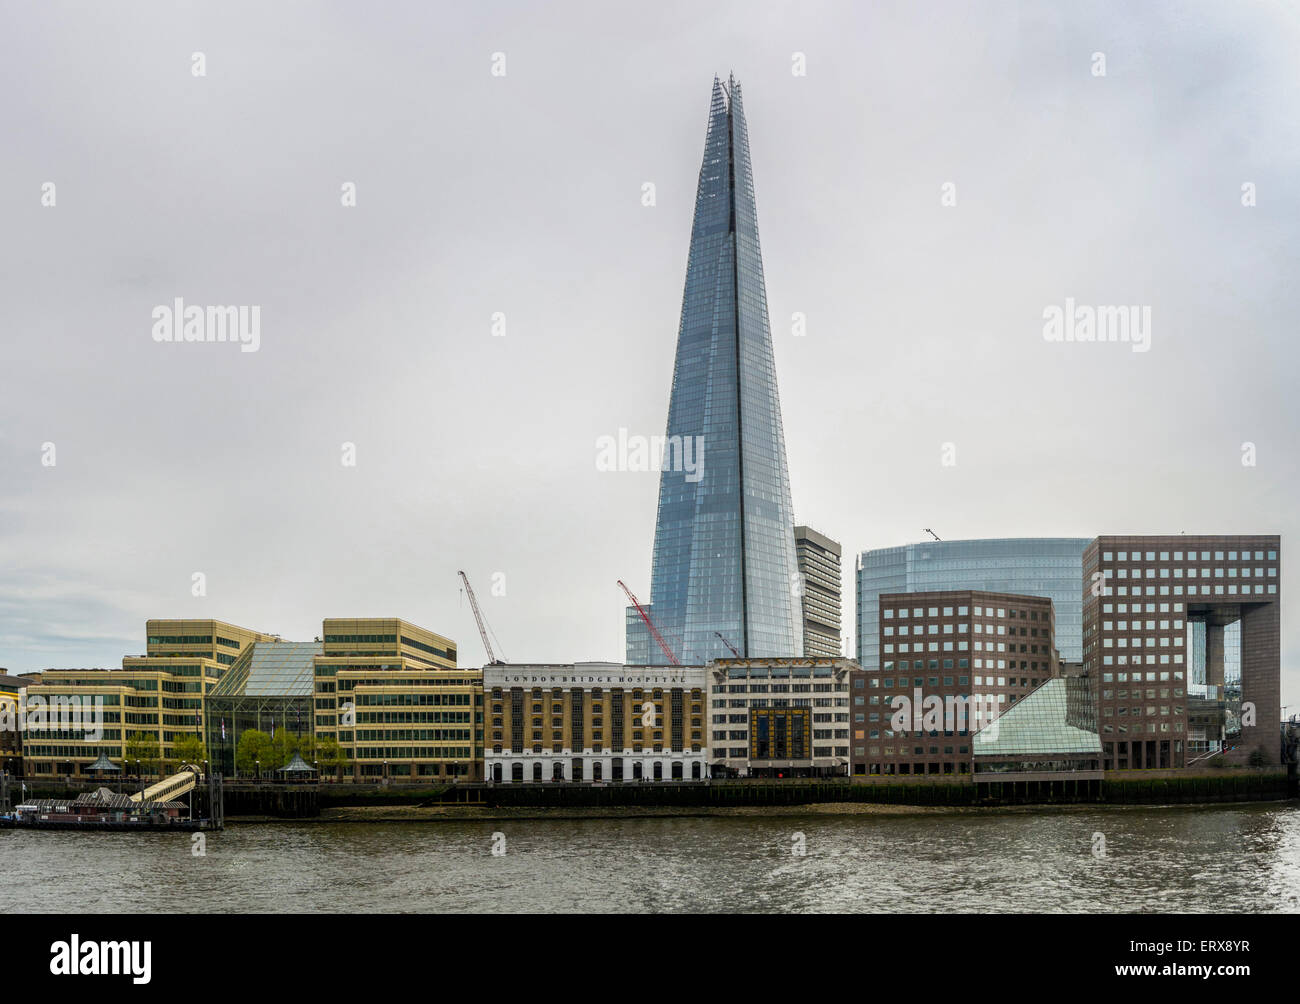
[852,590,1058,777]
[628,74,803,665]
[795,527,843,658]
[310,620,478,781]
[484,663,708,782]
[205,639,321,776]
[856,538,1090,670]
[707,657,853,778]
[1082,535,1280,768]
[971,677,1104,798]
[305,618,478,781]
[0,673,28,774]
[22,619,276,778]
[318,618,457,670]
[22,615,468,781]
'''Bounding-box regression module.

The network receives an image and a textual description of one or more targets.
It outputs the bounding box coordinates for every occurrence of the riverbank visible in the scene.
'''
[223,796,1294,825]
[21,768,1292,820]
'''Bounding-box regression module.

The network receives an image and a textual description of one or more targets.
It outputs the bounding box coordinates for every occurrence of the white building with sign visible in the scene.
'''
[483,662,709,783]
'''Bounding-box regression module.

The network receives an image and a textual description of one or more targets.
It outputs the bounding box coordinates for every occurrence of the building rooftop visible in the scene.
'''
[973,678,1102,757]
[210,640,321,698]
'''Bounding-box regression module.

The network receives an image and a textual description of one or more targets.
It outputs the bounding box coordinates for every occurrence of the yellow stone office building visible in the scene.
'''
[312,619,484,781]
[23,616,481,783]
[1,672,31,774]
[22,619,275,778]
[483,663,709,782]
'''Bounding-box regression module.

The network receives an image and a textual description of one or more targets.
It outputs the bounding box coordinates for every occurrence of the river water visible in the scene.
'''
[7,803,1299,912]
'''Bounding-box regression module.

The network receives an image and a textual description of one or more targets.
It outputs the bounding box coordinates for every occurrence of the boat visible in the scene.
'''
[7,788,217,831]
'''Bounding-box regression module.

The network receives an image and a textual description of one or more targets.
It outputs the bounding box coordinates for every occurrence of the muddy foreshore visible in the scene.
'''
[224,799,1291,824]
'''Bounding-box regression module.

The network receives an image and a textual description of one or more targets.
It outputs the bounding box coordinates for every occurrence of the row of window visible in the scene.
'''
[882,641,1045,654]
[883,605,1044,620]
[1101,549,1276,562]
[353,746,474,759]
[1096,584,1276,597]
[1101,566,1276,579]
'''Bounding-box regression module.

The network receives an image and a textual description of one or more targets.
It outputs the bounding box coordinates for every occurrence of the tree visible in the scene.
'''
[317,736,348,780]
[124,732,161,776]
[270,728,299,770]
[297,733,318,763]
[235,729,272,778]
[174,734,206,767]
[1247,747,1268,768]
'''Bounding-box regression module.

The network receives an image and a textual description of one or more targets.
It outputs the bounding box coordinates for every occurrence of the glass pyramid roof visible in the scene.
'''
[972,678,1102,756]
[209,640,321,698]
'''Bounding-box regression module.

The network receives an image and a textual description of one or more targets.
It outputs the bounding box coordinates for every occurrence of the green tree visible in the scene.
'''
[124,731,161,776]
[1247,747,1268,768]
[174,733,206,768]
[317,736,348,780]
[270,728,299,770]
[297,733,318,762]
[235,729,272,778]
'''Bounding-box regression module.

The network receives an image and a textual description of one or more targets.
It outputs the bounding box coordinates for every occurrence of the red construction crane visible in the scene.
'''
[618,580,680,666]
[459,570,506,665]
[714,631,741,658]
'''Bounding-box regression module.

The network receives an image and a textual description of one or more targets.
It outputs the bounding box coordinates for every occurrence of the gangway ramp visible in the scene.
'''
[129,764,201,804]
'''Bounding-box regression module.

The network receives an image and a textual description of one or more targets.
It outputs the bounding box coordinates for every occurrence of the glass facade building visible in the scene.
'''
[205,640,320,777]
[856,538,1090,669]
[971,677,1103,772]
[628,74,802,664]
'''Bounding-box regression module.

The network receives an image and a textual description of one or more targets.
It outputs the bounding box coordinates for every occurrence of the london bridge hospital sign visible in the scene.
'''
[487,669,702,689]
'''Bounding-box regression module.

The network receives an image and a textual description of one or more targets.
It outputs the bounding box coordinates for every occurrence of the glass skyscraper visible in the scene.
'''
[856,538,1091,669]
[627,75,803,665]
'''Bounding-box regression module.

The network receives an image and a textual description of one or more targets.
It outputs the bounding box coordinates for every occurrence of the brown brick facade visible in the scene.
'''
[851,590,1058,776]
[1083,535,1280,768]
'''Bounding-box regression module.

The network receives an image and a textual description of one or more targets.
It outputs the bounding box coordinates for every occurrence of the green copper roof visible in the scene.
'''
[210,641,321,698]
[972,678,1101,757]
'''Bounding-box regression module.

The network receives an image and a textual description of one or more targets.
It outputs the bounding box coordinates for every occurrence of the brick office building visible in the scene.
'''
[483,663,708,783]
[852,590,1060,776]
[1082,535,1280,769]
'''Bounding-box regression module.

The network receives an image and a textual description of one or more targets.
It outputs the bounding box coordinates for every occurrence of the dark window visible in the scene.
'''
[509,689,524,754]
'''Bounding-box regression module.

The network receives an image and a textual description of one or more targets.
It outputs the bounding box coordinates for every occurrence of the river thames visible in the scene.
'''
[7,803,1299,912]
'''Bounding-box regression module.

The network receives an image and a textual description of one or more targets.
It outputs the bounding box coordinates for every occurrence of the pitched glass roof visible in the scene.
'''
[210,641,321,698]
[972,678,1102,756]
[88,753,120,771]
[279,753,316,773]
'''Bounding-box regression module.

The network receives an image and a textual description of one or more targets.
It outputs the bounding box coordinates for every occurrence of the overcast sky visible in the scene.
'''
[1,1,1297,706]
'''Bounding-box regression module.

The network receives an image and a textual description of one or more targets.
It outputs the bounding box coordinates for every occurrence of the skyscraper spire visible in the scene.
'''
[628,75,803,665]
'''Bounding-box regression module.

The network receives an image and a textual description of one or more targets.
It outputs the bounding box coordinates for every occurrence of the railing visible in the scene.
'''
[129,764,200,804]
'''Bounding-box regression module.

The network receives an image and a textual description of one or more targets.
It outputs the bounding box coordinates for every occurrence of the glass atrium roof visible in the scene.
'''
[972,678,1102,757]
[209,641,321,698]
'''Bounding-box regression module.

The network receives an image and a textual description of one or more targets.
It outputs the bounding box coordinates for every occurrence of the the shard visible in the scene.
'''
[628,74,803,665]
